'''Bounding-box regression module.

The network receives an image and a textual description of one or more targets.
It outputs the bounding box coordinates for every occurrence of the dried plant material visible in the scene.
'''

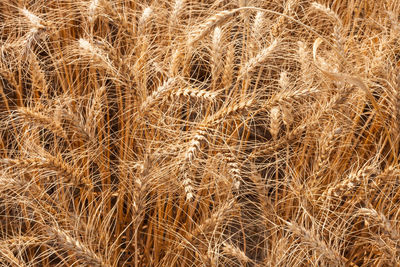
[88,0,100,23]
[358,207,400,240]
[211,27,223,81]
[21,8,46,30]
[222,242,250,263]
[188,9,242,46]
[49,226,109,267]
[239,39,279,79]
[0,1,399,266]
[270,105,281,140]
[171,0,185,24]
[141,77,177,110]
[286,221,345,265]
[14,107,68,139]
[222,43,235,88]
[252,11,264,42]
[170,87,218,102]
[321,165,377,200]
[1,155,91,188]
[223,150,241,190]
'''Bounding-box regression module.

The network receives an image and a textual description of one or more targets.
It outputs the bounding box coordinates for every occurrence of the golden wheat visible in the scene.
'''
[1,0,400,266]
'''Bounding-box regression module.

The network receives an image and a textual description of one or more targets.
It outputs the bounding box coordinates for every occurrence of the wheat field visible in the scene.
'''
[0,0,400,266]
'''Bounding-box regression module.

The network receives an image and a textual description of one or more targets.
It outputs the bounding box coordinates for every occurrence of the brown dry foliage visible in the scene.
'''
[1,0,400,266]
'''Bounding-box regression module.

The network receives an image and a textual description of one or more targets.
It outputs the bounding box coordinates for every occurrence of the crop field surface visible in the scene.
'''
[0,0,400,266]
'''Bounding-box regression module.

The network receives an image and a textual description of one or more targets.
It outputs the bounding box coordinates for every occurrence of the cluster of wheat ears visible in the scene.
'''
[0,0,400,266]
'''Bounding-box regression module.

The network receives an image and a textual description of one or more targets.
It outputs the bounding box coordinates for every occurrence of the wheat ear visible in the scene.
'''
[224,150,241,190]
[179,98,254,200]
[286,221,344,264]
[270,105,281,140]
[206,98,255,125]
[137,7,153,36]
[170,87,218,102]
[29,52,49,99]
[88,0,100,23]
[222,242,250,264]
[140,77,177,111]
[21,8,47,30]
[250,11,264,54]
[180,129,208,201]
[15,107,68,139]
[321,166,377,200]
[188,8,242,46]
[222,43,235,89]
[49,226,109,267]
[358,207,400,240]
[238,39,279,79]
[183,200,235,244]
[1,156,91,188]
[170,0,185,29]
[211,27,223,83]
